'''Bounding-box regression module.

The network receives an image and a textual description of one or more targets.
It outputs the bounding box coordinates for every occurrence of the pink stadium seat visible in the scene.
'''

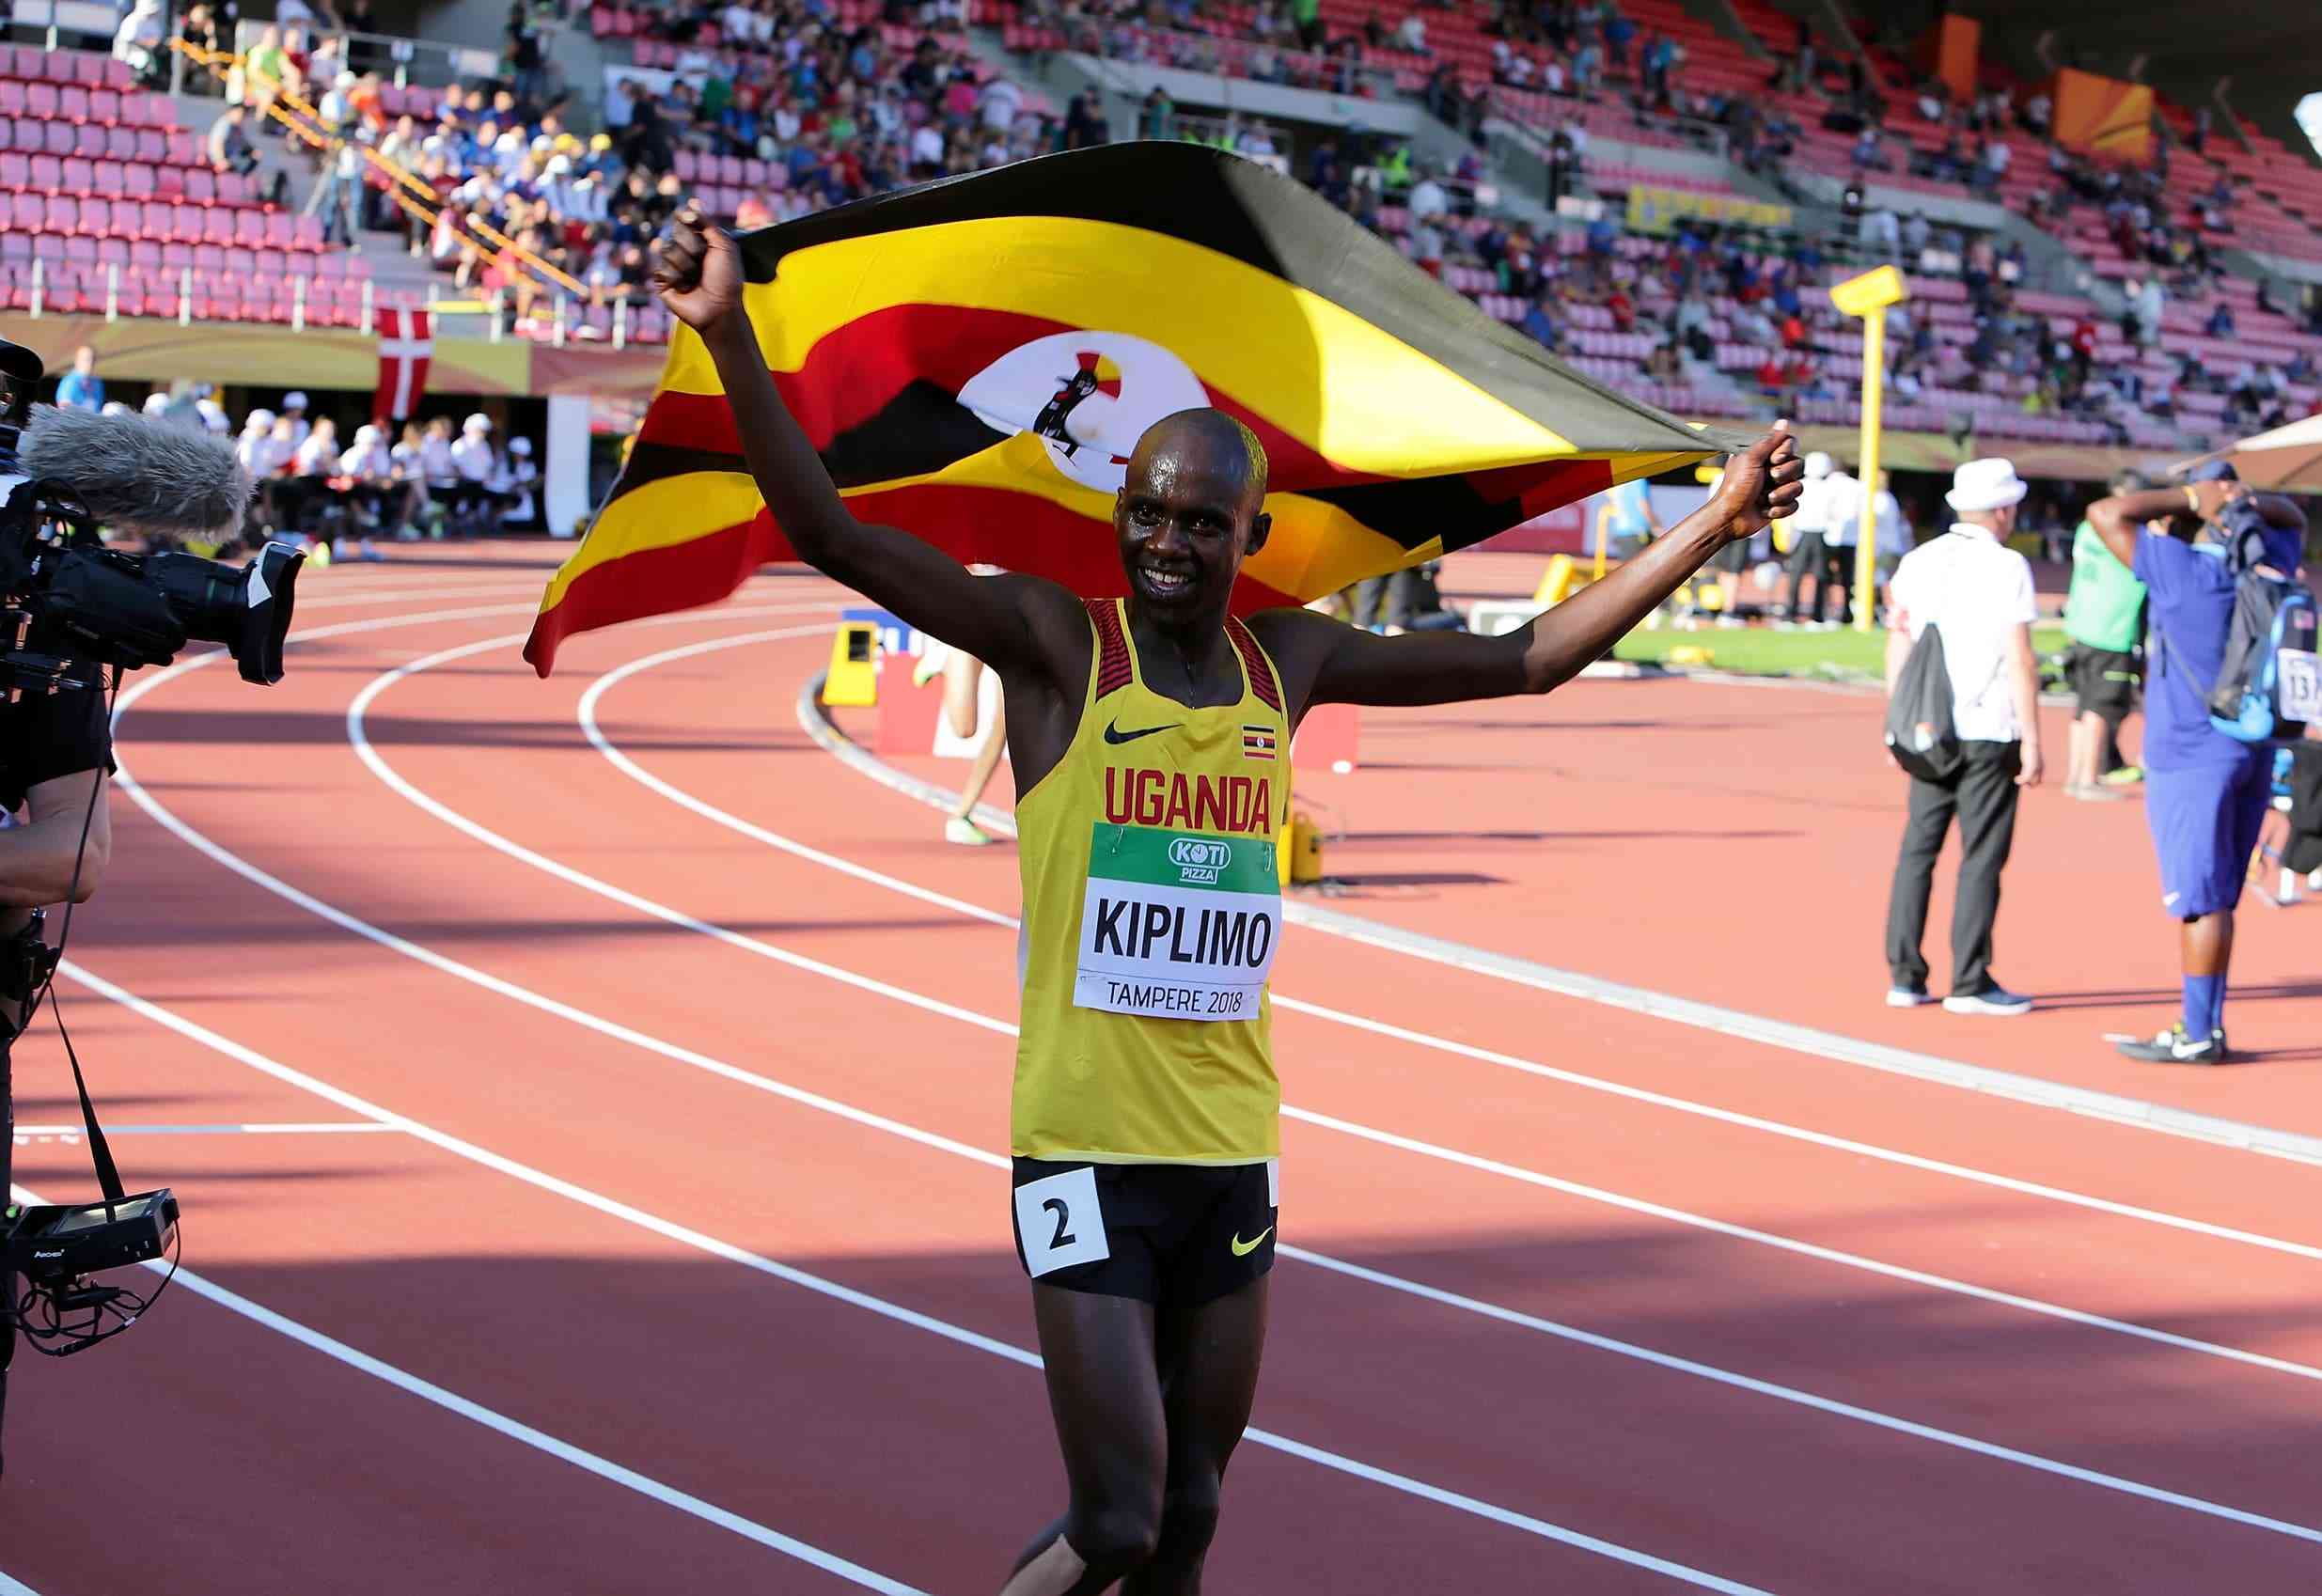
[95,236,128,269]
[217,170,252,206]
[8,192,39,233]
[134,127,165,163]
[292,214,323,250]
[101,58,133,91]
[91,161,123,198]
[129,239,161,270]
[741,158,769,187]
[43,195,77,232]
[59,156,92,196]
[672,149,698,181]
[26,83,57,119]
[9,118,34,151]
[232,208,264,246]
[58,86,88,122]
[0,152,23,190]
[166,205,200,243]
[42,121,73,156]
[104,125,133,161]
[89,88,118,124]
[0,82,24,117]
[200,207,232,244]
[161,242,192,271]
[262,210,294,248]
[716,154,743,184]
[122,161,152,198]
[154,163,183,200]
[0,234,26,270]
[225,245,257,277]
[115,90,149,127]
[71,124,103,159]
[166,131,200,165]
[183,165,214,204]
[193,243,225,274]
[80,198,119,237]
[71,55,104,88]
[0,122,10,153]
[27,153,58,194]
[254,247,290,279]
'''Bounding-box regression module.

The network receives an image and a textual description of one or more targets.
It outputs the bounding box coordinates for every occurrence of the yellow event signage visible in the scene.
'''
[1827,266,1910,634]
[1625,186,1794,237]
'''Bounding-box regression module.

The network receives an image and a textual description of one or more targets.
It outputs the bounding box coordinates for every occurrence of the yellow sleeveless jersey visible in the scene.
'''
[1012,599,1290,1165]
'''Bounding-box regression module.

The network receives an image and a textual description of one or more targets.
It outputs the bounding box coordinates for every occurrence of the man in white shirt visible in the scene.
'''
[1882,457,2044,1015]
[1817,460,1862,625]
[1406,170,1449,222]
[1781,451,1838,624]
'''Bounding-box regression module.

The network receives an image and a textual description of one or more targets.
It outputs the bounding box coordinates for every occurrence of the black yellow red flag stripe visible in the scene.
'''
[524,142,1742,675]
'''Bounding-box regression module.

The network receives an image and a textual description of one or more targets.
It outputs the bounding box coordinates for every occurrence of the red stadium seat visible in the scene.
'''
[122,161,152,198]
[184,165,214,205]
[89,88,118,125]
[200,207,232,244]
[154,163,183,200]
[60,156,93,196]
[92,160,123,198]
[232,208,264,246]
[0,152,23,191]
[26,83,57,119]
[57,86,89,124]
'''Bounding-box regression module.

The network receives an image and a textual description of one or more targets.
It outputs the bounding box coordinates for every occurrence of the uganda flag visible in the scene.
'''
[523,142,1742,675]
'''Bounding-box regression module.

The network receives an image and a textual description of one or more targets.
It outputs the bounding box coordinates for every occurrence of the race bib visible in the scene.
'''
[1072,822,1279,1022]
[2279,649,2321,723]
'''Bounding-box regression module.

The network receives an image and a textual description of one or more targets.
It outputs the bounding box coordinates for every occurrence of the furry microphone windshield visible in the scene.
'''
[17,403,253,535]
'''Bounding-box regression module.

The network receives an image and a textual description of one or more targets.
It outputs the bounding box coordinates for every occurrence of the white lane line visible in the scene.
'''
[49,964,1778,1594]
[0,1572,45,1596]
[13,1120,400,1137]
[791,656,2322,1169]
[8,1181,929,1596]
[110,604,1779,1585]
[599,638,2322,1293]
[375,630,2322,1386]
[113,603,2322,1545]
[594,633,2322,1266]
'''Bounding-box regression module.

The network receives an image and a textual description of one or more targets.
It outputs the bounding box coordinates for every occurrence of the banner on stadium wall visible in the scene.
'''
[523,144,1743,675]
[1625,186,1793,236]
[2050,69,2152,162]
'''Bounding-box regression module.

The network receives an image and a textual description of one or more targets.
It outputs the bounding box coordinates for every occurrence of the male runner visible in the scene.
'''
[651,210,1803,1591]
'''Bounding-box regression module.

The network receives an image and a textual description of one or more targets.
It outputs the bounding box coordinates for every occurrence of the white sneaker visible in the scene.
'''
[944,816,990,847]
[1943,984,2033,1016]
[1886,984,1935,1008]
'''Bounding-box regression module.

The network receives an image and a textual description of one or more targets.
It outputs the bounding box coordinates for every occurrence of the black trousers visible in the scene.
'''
[1,1030,13,1480]
[1886,741,2022,993]
[1784,531,1828,620]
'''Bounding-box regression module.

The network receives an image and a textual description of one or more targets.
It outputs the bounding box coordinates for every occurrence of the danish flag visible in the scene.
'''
[373,307,433,424]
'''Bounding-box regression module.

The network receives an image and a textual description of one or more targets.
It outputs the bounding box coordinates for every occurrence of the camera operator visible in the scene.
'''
[0,678,115,1480]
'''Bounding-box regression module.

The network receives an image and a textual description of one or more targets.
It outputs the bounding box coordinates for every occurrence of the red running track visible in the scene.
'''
[4,545,2321,1594]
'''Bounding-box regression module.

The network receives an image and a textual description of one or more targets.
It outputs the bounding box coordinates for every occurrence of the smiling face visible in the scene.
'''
[1113,411,1270,627]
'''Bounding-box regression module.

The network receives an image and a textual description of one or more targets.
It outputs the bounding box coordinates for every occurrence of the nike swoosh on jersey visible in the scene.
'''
[1231,1228,1272,1257]
[1104,720,1181,744]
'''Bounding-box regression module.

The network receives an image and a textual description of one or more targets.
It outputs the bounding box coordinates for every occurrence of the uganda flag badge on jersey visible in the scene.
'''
[523,142,1744,675]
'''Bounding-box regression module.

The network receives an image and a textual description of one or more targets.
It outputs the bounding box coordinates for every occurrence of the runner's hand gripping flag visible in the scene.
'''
[524,144,1745,675]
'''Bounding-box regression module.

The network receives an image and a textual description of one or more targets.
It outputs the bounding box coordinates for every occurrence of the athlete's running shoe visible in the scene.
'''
[2100,765,2144,787]
[1886,983,1935,1008]
[2113,1024,2226,1065]
[944,816,991,847]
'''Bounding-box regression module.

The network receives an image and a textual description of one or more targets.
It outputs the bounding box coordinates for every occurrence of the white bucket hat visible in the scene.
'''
[1946,457,2029,515]
[1803,451,1833,480]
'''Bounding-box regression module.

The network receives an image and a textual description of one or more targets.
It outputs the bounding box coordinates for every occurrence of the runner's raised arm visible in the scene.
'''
[1252,428,1805,714]
[651,210,1085,677]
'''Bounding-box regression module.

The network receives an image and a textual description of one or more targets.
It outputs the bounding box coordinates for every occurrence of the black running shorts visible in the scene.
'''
[2068,643,2140,725]
[1011,1157,1278,1306]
